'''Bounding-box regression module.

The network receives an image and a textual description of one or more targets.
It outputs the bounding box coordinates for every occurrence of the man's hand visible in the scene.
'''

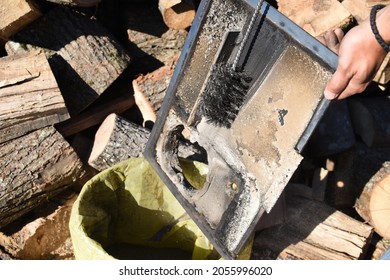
[323,6,389,100]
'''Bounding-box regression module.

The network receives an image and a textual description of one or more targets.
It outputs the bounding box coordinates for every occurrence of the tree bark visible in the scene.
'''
[0,50,69,144]
[7,6,131,116]
[355,161,390,240]
[0,0,41,40]
[0,126,87,229]
[252,184,374,260]
[158,0,196,30]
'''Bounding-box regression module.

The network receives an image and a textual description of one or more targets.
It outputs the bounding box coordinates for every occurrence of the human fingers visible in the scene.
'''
[324,67,351,100]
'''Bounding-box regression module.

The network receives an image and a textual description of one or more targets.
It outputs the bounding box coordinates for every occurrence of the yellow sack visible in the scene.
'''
[69,157,220,260]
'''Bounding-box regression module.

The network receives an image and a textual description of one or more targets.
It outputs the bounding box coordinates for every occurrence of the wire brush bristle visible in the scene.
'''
[198,62,252,128]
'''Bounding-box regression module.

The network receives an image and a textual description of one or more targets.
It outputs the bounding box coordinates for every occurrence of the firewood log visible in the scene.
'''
[0,126,87,229]
[355,161,390,240]
[252,184,374,260]
[277,0,353,37]
[88,113,206,171]
[0,0,41,40]
[44,0,101,7]
[158,0,196,30]
[342,0,370,23]
[0,50,69,144]
[88,113,151,170]
[7,6,131,116]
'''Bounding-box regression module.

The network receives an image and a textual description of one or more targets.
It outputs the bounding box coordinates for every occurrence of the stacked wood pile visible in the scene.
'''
[0,0,389,260]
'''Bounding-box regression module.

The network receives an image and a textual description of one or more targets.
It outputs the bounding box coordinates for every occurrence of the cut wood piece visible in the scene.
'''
[0,191,77,260]
[0,126,87,229]
[348,96,390,148]
[0,0,41,39]
[0,50,69,144]
[8,6,131,116]
[277,0,353,37]
[44,0,101,7]
[355,161,390,240]
[366,0,390,7]
[342,0,370,23]
[252,184,374,260]
[88,113,150,170]
[88,113,207,171]
[373,53,390,89]
[55,93,135,138]
[133,61,177,114]
[158,0,196,30]
[133,80,157,126]
[372,239,390,260]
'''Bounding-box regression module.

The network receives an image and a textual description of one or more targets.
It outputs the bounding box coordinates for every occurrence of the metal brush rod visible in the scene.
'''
[232,0,264,71]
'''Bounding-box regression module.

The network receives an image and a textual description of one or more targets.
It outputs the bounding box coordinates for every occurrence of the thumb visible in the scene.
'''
[324,68,350,100]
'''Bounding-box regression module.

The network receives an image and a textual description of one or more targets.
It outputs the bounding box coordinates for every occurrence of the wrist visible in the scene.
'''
[376,5,390,45]
[370,5,390,52]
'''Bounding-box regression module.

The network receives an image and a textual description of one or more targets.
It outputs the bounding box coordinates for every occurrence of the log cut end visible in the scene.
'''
[159,0,196,30]
[370,175,390,240]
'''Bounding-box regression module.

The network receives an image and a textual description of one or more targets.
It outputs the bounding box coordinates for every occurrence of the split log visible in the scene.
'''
[252,184,374,260]
[0,50,69,144]
[55,93,135,138]
[7,6,131,116]
[158,0,196,30]
[44,0,101,7]
[88,113,207,171]
[348,96,390,148]
[0,191,77,260]
[0,126,87,229]
[277,0,353,37]
[355,161,390,240]
[0,0,41,40]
